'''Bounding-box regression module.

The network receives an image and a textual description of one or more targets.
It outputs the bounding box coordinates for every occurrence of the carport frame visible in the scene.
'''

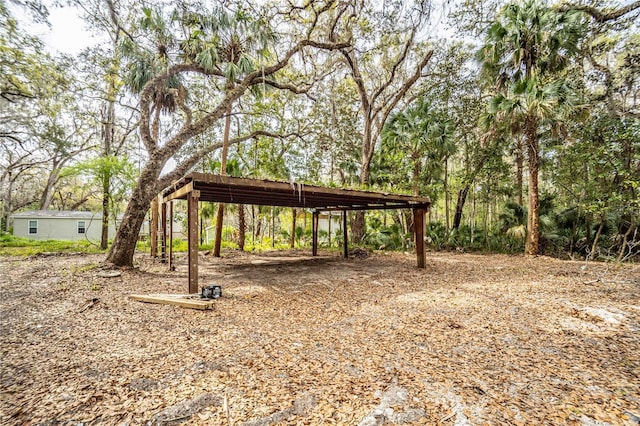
[161,173,430,294]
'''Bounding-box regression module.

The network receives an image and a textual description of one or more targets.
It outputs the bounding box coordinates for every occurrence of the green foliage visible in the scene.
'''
[0,234,105,256]
[377,98,456,199]
[363,224,407,250]
[121,3,275,104]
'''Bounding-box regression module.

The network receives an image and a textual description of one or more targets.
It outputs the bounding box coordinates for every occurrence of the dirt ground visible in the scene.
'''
[1,249,639,425]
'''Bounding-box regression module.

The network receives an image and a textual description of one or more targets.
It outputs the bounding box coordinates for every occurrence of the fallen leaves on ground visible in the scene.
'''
[0,250,638,425]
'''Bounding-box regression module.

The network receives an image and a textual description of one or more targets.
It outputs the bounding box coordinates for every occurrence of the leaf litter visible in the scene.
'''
[0,250,639,425]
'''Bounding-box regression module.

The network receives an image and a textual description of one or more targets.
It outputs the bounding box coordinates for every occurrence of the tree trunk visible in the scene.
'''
[256,211,262,238]
[106,167,161,266]
[412,153,420,196]
[213,204,224,256]
[213,100,232,257]
[444,156,450,233]
[352,119,374,243]
[101,96,116,250]
[404,210,414,236]
[271,206,276,248]
[516,137,524,207]
[451,144,493,231]
[238,203,245,251]
[4,170,12,232]
[100,175,110,250]
[525,115,540,255]
[589,215,606,260]
[616,221,634,262]
[39,166,59,210]
[290,208,297,248]
[452,186,470,230]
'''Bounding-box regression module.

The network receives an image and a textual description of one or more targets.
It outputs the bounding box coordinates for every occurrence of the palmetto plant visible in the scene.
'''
[120,5,274,120]
[381,99,455,197]
[478,0,582,255]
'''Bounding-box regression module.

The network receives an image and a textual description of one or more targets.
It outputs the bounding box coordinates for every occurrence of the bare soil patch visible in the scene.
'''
[1,250,639,425]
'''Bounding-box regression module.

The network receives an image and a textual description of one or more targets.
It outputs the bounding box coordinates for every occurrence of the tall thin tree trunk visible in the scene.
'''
[589,215,605,261]
[412,153,420,196]
[39,166,59,210]
[290,208,297,248]
[101,175,111,249]
[101,96,116,250]
[516,137,524,207]
[616,221,634,262]
[453,186,470,231]
[471,189,476,244]
[238,204,245,251]
[4,171,13,232]
[353,120,374,243]
[525,115,540,255]
[444,156,450,233]
[251,205,255,245]
[213,100,232,257]
[271,206,275,248]
[584,165,592,249]
[256,211,262,239]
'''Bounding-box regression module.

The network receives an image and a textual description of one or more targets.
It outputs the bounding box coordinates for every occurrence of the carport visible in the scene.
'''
[161,172,430,293]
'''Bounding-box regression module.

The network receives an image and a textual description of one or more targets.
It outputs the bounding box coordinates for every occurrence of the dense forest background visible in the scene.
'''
[1,0,638,264]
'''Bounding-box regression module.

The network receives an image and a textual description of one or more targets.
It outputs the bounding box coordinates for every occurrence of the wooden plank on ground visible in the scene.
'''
[129,294,216,310]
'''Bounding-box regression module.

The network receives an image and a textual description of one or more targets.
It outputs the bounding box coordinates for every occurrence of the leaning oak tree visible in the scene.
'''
[106,1,350,267]
[335,1,434,241]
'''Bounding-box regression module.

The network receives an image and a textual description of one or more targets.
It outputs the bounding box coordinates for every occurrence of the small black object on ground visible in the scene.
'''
[201,284,222,300]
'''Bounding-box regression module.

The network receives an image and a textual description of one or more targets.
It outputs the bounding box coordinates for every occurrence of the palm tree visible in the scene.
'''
[381,99,455,197]
[121,7,187,136]
[381,99,455,235]
[478,0,581,255]
[198,6,275,257]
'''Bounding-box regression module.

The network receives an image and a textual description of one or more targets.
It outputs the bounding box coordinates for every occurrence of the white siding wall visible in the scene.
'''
[13,217,115,241]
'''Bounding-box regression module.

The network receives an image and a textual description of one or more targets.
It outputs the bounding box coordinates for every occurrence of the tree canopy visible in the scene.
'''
[1,0,638,263]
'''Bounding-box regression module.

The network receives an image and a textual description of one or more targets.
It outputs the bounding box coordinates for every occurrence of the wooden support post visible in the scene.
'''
[150,197,158,258]
[414,208,426,269]
[169,201,174,271]
[342,211,348,258]
[188,190,200,294]
[312,211,319,256]
[161,201,167,263]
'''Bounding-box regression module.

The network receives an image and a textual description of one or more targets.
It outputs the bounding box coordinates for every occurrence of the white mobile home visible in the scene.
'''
[10,211,117,242]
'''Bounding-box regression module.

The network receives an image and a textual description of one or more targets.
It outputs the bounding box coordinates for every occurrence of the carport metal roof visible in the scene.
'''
[163,172,430,211]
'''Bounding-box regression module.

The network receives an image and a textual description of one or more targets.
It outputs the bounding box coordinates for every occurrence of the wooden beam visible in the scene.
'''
[318,203,430,212]
[163,181,194,203]
[188,190,200,294]
[169,201,174,271]
[342,211,348,258]
[312,211,319,256]
[161,201,167,263]
[129,294,216,310]
[414,208,426,269]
